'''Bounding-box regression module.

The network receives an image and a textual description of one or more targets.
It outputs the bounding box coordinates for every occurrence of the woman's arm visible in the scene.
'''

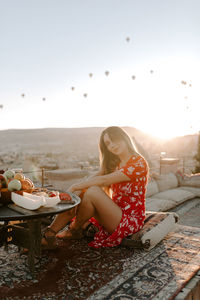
[86,167,103,179]
[68,170,130,193]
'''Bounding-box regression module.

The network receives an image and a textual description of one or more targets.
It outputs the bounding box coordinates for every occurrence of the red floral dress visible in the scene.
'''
[88,154,149,248]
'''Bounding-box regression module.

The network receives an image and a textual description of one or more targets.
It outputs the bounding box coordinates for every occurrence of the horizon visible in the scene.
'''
[0,125,198,141]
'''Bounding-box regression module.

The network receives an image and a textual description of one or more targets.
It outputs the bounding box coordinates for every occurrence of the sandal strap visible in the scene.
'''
[42,227,58,249]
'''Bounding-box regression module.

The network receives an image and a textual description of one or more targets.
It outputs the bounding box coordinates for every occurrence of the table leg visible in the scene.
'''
[27,219,42,274]
[6,219,42,274]
[0,223,8,248]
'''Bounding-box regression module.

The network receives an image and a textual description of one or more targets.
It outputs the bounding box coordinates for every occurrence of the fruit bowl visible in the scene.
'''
[0,169,36,204]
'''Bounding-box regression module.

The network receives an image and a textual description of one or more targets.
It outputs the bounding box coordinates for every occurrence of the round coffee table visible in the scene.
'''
[0,193,81,274]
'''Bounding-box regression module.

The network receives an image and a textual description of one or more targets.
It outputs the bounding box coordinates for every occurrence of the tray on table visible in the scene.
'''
[0,189,76,209]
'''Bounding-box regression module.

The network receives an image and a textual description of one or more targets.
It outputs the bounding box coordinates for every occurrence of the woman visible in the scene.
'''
[42,126,149,249]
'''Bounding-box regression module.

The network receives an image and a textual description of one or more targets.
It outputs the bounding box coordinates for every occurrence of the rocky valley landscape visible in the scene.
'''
[0,127,199,185]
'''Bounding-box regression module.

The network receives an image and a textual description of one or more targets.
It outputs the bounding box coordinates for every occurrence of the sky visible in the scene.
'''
[0,0,200,139]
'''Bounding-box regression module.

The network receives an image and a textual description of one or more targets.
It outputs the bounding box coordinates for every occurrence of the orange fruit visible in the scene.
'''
[20,179,33,190]
[14,173,25,181]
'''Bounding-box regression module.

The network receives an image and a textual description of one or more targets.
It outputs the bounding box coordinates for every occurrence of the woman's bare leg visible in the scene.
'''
[58,186,122,238]
[46,190,84,235]
[42,207,76,245]
[50,207,76,232]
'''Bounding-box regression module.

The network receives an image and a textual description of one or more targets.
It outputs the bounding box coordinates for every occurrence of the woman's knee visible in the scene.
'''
[83,186,102,200]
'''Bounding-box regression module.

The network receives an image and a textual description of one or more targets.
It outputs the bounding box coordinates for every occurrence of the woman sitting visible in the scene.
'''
[42,126,149,249]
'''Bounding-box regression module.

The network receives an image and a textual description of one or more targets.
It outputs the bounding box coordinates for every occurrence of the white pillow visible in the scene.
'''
[176,171,200,187]
[178,186,200,197]
[122,211,179,251]
[156,173,178,192]
[146,197,175,212]
[140,212,178,250]
[146,180,159,197]
[153,188,194,205]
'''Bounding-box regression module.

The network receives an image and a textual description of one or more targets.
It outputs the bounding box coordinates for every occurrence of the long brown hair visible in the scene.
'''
[99,126,139,174]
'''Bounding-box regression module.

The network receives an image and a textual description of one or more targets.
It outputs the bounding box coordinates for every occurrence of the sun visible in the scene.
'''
[123,58,200,139]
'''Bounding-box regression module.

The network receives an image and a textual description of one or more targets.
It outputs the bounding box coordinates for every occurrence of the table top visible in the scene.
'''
[0,194,80,221]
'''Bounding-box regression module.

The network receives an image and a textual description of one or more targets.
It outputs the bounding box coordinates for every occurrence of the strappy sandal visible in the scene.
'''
[42,227,58,250]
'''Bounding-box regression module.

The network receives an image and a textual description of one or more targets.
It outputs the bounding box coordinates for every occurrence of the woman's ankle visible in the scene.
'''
[56,227,84,240]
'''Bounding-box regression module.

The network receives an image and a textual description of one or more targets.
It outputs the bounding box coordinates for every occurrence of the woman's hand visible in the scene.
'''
[68,184,78,193]
[68,184,84,196]
[72,190,83,197]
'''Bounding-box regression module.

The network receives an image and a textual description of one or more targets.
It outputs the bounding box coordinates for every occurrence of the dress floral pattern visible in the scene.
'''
[89,155,149,248]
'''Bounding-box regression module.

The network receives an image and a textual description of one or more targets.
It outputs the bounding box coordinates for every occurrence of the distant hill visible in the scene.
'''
[0,127,103,153]
[0,127,198,173]
[0,126,198,156]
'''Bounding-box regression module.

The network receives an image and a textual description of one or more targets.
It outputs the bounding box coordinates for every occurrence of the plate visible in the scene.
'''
[0,189,34,204]
[11,192,45,210]
[23,191,61,208]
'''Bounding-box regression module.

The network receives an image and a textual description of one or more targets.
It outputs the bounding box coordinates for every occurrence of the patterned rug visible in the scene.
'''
[0,225,200,300]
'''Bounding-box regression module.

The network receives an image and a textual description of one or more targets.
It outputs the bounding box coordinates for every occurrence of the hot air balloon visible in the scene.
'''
[181,80,187,85]
[105,71,109,76]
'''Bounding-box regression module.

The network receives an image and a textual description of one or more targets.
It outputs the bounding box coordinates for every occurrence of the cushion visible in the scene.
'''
[178,186,200,197]
[146,180,159,197]
[145,197,175,212]
[156,173,178,192]
[153,188,195,205]
[122,211,179,251]
[176,170,200,187]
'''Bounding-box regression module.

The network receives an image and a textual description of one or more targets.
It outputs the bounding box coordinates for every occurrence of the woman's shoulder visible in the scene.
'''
[130,153,142,161]
[129,154,148,166]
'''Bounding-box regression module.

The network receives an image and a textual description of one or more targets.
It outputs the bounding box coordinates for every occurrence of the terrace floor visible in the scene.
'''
[171,197,200,228]
[0,198,200,300]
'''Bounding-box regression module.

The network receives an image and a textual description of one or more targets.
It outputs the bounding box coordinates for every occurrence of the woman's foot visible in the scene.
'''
[56,227,84,240]
[41,227,58,249]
